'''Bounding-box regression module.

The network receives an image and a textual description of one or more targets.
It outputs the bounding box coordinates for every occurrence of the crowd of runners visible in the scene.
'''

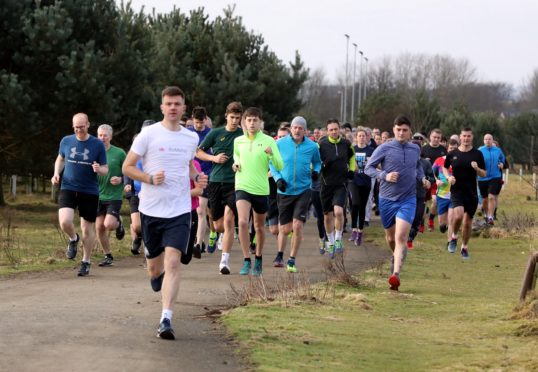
[51,86,507,339]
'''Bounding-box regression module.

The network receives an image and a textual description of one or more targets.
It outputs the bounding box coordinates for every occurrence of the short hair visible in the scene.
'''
[342,122,352,130]
[448,139,459,147]
[192,106,207,121]
[277,127,290,134]
[430,128,442,136]
[243,107,262,119]
[98,124,113,136]
[161,86,185,100]
[461,127,473,133]
[226,101,243,115]
[279,121,291,129]
[326,118,340,127]
[393,115,411,126]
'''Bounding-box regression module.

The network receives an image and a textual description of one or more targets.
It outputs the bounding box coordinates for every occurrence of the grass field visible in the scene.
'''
[222,177,538,371]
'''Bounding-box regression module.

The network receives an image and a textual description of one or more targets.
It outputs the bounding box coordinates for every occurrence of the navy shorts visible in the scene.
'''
[97,200,122,220]
[235,190,268,214]
[58,189,99,223]
[320,184,347,213]
[436,196,452,216]
[379,196,416,229]
[478,178,503,198]
[140,212,191,259]
[277,190,312,225]
[208,182,237,220]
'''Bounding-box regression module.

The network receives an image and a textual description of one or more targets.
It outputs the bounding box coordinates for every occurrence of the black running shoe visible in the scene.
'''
[98,255,113,267]
[77,261,91,277]
[115,216,125,240]
[150,272,165,292]
[66,233,80,260]
[157,318,175,340]
[131,237,142,255]
[200,242,206,253]
[193,244,202,259]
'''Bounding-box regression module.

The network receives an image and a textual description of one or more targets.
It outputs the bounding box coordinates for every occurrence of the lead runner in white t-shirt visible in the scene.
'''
[123,86,208,340]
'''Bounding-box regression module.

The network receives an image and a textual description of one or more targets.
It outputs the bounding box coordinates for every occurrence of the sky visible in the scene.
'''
[124,0,538,89]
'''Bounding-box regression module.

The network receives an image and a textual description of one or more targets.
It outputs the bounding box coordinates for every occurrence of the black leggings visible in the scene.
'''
[409,197,425,241]
[181,211,198,265]
[349,183,371,230]
[310,189,326,239]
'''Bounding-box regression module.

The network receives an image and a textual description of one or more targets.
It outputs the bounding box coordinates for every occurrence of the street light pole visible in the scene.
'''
[358,50,363,110]
[338,90,344,121]
[344,34,349,124]
[351,43,357,123]
[363,57,369,103]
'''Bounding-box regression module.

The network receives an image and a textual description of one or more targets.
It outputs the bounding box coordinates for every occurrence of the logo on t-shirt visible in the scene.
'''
[70,147,90,160]
[220,136,226,141]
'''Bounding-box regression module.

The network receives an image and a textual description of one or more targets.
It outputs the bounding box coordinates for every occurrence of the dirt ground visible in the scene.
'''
[0,221,389,372]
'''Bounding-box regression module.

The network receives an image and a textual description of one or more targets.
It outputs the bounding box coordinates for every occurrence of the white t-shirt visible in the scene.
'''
[131,122,198,218]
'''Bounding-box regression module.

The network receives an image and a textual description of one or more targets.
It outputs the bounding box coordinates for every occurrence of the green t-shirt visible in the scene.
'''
[233,131,283,195]
[199,127,243,183]
[98,145,126,201]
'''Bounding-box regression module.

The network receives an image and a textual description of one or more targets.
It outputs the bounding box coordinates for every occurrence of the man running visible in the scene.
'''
[122,86,208,340]
[318,119,356,259]
[365,115,429,290]
[478,133,506,225]
[95,124,127,267]
[51,113,108,277]
[196,102,243,274]
[421,128,447,231]
[443,127,486,259]
[270,116,321,272]
[233,107,283,276]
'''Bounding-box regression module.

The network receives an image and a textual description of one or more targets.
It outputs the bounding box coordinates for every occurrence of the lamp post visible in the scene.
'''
[351,43,357,123]
[358,50,363,109]
[338,90,344,121]
[344,34,349,124]
[363,57,369,103]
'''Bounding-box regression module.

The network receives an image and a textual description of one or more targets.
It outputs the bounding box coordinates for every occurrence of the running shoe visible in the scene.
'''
[355,231,363,246]
[201,242,206,253]
[77,261,91,277]
[131,237,142,255]
[239,260,251,275]
[364,221,370,227]
[273,255,284,268]
[207,232,218,254]
[327,243,335,259]
[157,318,175,340]
[334,239,343,254]
[150,272,165,292]
[418,223,425,233]
[447,238,457,253]
[427,218,434,232]
[319,239,326,255]
[461,247,470,260]
[252,257,263,277]
[407,240,413,249]
[388,273,400,291]
[66,233,80,260]
[487,217,495,226]
[115,216,125,240]
[287,259,297,273]
[249,241,256,255]
[193,244,202,259]
[349,230,358,242]
[217,235,223,251]
[219,261,230,275]
[98,255,113,267]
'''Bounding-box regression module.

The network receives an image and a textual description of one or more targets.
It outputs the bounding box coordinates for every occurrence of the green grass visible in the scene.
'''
[222,176,538,371]
[0,192,132,275]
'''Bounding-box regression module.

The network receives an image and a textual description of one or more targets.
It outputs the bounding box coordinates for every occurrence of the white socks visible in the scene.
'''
[161,309,173,322]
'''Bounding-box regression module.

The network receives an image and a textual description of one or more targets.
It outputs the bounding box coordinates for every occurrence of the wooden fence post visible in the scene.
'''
[519,252,538,302]
[11,175,17,196]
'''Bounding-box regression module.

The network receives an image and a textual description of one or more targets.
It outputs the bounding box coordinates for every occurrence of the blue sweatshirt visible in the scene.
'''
[270,135,321,195]
[478,145,505,181]
[365,139,425,201]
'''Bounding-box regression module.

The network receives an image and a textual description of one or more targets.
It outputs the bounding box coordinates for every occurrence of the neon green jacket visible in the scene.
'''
[233,131,283,195]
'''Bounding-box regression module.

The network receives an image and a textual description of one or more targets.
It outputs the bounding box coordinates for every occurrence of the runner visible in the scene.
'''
[233,107,283,276]
[348,127,374,246]
[51,113,108,277]
[365,115,429,290]
[318,119,356,259]
[443,127,486,259]
[122,86,208,340]
[421,128,447,231]
[478,133,506,225]
[95,124,127,267]
[196,102,243,274]
[269,116,321,272]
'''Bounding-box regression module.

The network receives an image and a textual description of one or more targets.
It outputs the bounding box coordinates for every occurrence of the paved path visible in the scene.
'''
[0,222,388,372]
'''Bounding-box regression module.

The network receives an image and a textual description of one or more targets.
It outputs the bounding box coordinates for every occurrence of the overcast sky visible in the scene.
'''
[125,0,537,89]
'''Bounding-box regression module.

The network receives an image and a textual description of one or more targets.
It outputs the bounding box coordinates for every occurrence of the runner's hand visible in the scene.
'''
[51,175,60,185]
[232,163,241,172]
[153,170,165,185]
[213,153,228,164]
[471,161,478,170]
[195,172,208,189]
[110,176,122,185]
[448,176,456,185]
[264,146,273,156]
[92,162,100,173]
[385,172,399,183]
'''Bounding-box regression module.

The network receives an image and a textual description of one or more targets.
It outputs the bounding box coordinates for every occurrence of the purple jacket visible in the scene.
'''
[365,139,425,201]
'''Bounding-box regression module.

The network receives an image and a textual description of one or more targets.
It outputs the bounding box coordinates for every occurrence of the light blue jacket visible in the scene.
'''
[478,145,505,181]
[269,135,321,195]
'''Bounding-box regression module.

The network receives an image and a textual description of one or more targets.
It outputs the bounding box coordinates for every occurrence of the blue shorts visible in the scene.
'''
[379,197,416,229]
[436,196,452,216]
[140,212,191,259]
